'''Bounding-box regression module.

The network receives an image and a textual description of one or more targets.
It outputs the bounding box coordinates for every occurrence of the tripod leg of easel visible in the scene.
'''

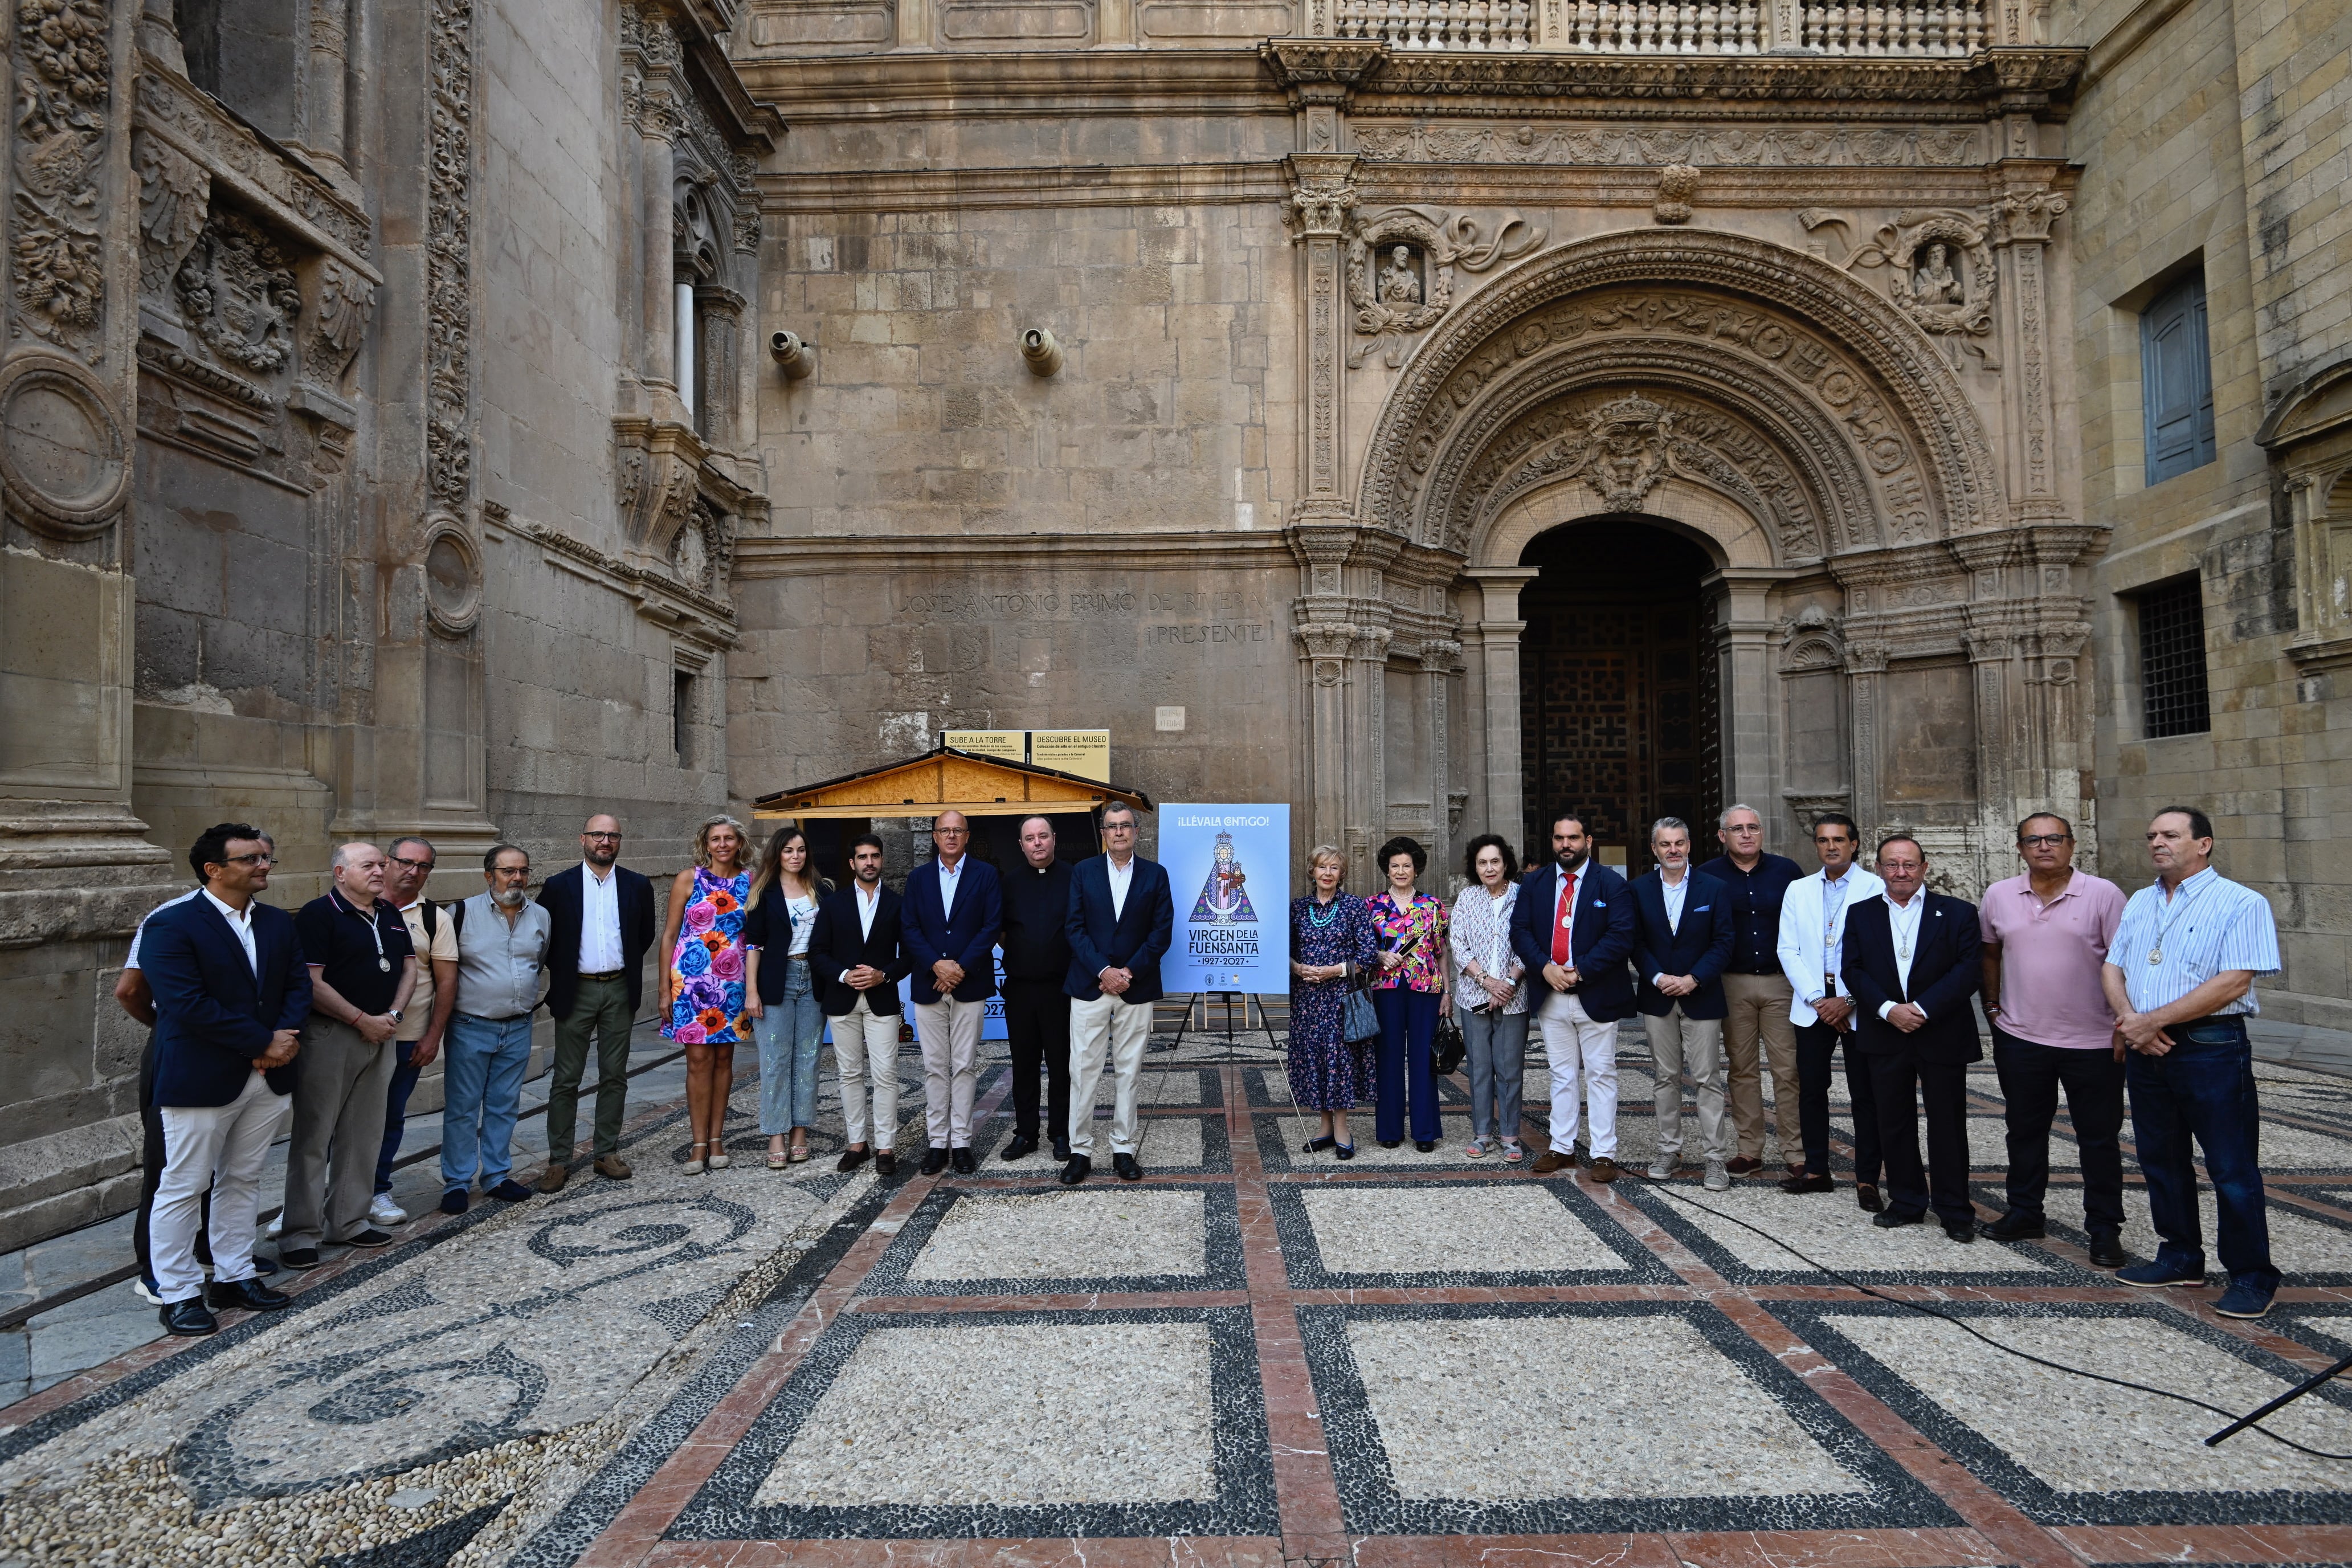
[2206,1351,2352,1446]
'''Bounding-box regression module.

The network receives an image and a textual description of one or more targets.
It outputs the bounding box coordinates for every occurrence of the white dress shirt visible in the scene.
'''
[203,888,258,976]
[937,855,963,921]
[1107,855,1135,920]
[1879,889,1928,1020]
[1820,869,1856,986]
[1652,869,1688,987]
[855,880,882,940]
[578,861,624,972]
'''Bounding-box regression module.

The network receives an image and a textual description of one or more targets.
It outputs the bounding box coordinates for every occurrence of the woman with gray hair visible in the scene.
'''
[659,815,753,1173]
[1451,834,1530,1162]
[1288,845,1378,1158]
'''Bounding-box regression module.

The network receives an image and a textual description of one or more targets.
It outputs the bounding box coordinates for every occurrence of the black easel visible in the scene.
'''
[1159,991,1283,1062]
[2206,1350,2352,1447]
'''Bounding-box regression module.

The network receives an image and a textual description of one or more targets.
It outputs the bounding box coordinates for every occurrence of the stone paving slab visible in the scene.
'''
[7,1051,2352,1568]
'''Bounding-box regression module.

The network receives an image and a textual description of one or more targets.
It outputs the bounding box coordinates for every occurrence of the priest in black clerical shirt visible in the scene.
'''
[998,816,1076,1161]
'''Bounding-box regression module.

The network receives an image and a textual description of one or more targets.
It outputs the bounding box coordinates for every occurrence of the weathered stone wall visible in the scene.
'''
[2068,0,2352,1028]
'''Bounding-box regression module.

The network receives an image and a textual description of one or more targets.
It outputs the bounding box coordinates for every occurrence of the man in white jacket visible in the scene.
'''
[1775,814,1887,1208]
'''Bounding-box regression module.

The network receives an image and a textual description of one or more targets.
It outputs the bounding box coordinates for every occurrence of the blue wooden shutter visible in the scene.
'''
[2142,273,2216,484]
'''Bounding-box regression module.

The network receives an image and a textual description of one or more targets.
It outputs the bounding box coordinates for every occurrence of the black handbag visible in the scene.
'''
[1431,1014,1466,1076]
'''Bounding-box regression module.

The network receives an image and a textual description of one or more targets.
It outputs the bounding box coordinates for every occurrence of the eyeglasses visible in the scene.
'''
[390,856,435,872]
[2019,835,2072,848]
[222,853,274,867]
[583,831,622,842]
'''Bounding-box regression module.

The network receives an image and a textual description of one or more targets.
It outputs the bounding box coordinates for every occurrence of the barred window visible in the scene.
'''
[2137,577,2211,739]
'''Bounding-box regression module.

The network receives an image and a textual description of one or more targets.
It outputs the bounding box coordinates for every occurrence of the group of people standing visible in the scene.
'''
[1284,802,2289,1320]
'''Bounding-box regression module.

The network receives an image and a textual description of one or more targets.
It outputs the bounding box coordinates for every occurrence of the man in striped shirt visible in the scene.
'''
[2101,805,2283,1320]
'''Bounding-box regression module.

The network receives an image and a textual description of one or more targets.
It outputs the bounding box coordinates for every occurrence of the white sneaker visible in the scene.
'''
[265,1213,282,1238]
[368,1194,408,1227]
[132,1275,164,1304]
[1647,1154,1677,1181]
[1704,1159,1731,1192]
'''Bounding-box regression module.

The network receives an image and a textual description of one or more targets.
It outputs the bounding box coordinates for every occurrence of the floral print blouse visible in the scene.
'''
[1364,889,1449,994]
[664,864,750,1044]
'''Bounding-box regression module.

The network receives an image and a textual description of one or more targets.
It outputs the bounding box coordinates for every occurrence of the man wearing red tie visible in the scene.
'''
[1509,810,1638,1179]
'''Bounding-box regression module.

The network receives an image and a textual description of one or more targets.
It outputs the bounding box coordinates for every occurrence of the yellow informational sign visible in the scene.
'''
[1028,729,1110,782]
[941,730,1026,765]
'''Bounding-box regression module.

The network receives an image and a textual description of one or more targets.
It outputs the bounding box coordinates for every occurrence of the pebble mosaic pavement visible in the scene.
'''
[9,1034,2352,1566]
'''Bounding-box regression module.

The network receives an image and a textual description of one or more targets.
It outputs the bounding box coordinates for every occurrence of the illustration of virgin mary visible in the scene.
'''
[1189,831,1257,924]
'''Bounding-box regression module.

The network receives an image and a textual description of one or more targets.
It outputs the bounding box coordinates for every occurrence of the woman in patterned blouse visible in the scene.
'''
[1366,835,1449,1151]
[1449,834,1530,1162]
[1288,846,1379,1158]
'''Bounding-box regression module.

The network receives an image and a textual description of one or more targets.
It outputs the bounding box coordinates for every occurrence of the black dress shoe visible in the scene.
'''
[838,1146,872,1173]
[160,1297,219,1336]
[1983,1210,2046,1242]
[1871,1208,1926,1228]
[1060,1155,1092,1186]
[1113,1153,1142,1181]
[1414,1140,1436,1153]
[2085,1230,2128,1268]
[1378,1139,1403,1150]
[207,1277,291,1313]
[343,1228,395,1248]
[248,1254,277,1277]
[1001,1134,1039,1162]
[875,1151,899,1176]
[1943,1219,1977,1243]
[921,1147,949,1177]
[276,1247,321,1269]
[950,1147,977,1175]
[1052,1141,1072,1163]
[1855,1182,1885,1214]
[1779,1172,1834,1194]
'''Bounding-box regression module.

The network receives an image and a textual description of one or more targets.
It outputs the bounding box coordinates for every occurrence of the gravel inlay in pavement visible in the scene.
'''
[1276,1181,1670,1287]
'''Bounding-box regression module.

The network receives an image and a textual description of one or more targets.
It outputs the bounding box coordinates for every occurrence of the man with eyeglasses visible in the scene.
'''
[116,829,275,1304]
[441,844,552,1213]
[1978,813,2127,1267]
[373,837,461,1228]
[536,815,658,1190]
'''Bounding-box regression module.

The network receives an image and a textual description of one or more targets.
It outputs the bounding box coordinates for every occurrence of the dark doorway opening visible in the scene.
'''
[1518,518,1718,876]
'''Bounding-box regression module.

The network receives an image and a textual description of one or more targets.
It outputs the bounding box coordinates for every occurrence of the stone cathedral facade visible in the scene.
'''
[0,0,2343,1247]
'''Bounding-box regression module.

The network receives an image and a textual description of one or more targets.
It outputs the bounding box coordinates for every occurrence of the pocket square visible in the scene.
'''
[1594,900,1606,907]
[1695,905,1712,912]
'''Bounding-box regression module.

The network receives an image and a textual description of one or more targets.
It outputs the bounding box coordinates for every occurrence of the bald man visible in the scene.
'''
[282,843,418,1267]
[537,814,658,1189]
[902,811,1003,1175]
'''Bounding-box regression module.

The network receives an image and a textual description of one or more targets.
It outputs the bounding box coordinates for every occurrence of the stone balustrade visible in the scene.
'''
[1329,0,1986,54]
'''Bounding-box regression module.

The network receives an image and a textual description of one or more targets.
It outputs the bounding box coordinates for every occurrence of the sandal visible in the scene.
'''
[1464,1139,1489,1160]
[708,1149,732,1170]
[684,1141,708,1175]
[789,1144,810,1164]
[766,1152,789,1170]
[1502,1140,1525,1165]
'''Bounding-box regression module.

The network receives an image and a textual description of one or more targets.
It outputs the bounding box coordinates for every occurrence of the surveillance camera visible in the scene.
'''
[1020,327,1063,377]
[769,330,814,380]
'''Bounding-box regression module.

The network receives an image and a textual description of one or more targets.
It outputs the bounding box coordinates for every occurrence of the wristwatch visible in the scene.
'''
[387,1007,403,1024]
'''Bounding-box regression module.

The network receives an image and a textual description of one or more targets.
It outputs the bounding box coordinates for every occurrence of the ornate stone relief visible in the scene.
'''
[309,259,375,386]
[1344,206,1543,367]
[1351,120,1983,169]
[10,0,112,362]
[132,71,371,264]
[1653,163,1700,224]
[174,211,303,375]
[426,0,475,511]
[134,130,209,303]
[1285,154,1357,513]
[669,495,735,596]
[1800,207,1996,364]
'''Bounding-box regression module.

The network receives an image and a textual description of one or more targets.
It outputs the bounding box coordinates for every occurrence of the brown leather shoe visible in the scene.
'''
[1726,1155,1763,1175]
[538,1162,569,1194]
[593,1154,633,1181]
[837,1146,872,1173]
[1586,1157,1622,1183]
[1530,1148,1574,1174]
[1856,1182,1885,1213]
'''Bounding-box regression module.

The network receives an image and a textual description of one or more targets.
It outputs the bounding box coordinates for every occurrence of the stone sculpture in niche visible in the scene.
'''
[1800,207,1997,362]
[1345,207,1545,368]
[175,211,303,375]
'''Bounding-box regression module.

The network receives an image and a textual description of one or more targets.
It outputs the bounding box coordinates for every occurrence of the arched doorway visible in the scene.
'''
[1517,519,1714,874]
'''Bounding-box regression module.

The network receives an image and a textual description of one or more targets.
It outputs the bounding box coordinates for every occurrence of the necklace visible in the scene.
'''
[1306,897,1340,929]
[2147,876,2201,965]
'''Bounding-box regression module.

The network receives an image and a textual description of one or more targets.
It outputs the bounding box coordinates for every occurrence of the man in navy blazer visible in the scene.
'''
[1060,802,1174,1186]
[901,810,1003,1175]
[1843,835,1985,1240]
[1631,818,1738,1187]
[1510,809,1638,1181]
[808,833,912,1175]
[535,815,659,1188]
[138,823,312,1336]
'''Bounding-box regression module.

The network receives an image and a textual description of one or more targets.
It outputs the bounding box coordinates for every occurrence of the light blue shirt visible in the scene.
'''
[937,855,963,922]
[2111,867,2280,1016]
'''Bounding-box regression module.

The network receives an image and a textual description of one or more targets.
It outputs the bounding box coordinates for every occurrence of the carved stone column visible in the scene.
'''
[1289,522,1398,883]
[1706,568,1785,832]
[1284,152,1357,522]
[1464,568,1537,848]
[301,0,352,173]
[1843,641,1889,839]
[1990,185,2070,522]
[622,6,688,417]
[1417,637,1459,868]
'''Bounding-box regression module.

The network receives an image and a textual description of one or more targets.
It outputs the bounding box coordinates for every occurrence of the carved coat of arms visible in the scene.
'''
[175,211,303,375]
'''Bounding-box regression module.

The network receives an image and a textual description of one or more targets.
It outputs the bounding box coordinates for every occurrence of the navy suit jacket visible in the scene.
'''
[536,863,658,1018]
[141,896,312,1107]
[1843,892,1984,1064]
[807,885,910,1016]
[902,856,1003,1004]
[1631,869,1736,1020]
[1508,860,1638,1022]
[1064,855,1175,1005]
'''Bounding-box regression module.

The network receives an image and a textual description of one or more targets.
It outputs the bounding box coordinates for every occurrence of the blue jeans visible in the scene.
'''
[375,1038,423,1195]
[757,958,825,1134]
[1373,986,1443,1143]
[2125,1016,2278,1294]
[442,1012,533,1191]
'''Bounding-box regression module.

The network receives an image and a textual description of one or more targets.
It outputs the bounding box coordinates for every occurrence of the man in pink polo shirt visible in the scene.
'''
[1978,812,2127,1267]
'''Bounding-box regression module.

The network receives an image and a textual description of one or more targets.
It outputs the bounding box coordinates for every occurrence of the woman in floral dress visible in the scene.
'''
[659,815,752,1173]
[1366,835,1450,1150]
[1287,845,1378,1158]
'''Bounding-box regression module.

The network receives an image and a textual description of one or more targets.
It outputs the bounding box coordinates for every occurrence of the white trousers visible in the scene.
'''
[154,1071,292,1304]
[830,995,901,1151]
[912,997,983,1149]
[1536,989,1619,1158]
[1067,991,1152,1157]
